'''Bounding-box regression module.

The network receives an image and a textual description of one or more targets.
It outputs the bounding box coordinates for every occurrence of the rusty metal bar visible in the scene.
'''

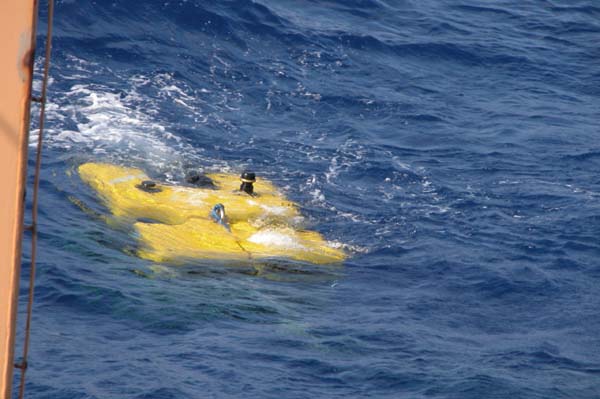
[17,0,54,397]
[0,0,39,397]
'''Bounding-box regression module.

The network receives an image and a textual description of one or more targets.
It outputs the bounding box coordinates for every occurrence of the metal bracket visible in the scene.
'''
[14,362,27,370]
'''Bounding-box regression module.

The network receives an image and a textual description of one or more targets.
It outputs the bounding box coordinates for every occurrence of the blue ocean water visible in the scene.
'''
[14,0,600,397]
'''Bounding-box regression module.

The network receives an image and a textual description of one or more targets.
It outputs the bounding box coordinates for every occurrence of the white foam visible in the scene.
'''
[247,229,306,250]
[39,81,197,173]
[31,53,225,176]
[324,139,366,184]
[109,174,147,184]
[260,204,291,216]
[327,240,369,254]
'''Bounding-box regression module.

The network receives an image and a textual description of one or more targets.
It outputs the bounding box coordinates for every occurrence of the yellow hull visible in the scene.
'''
[78,163,345,264]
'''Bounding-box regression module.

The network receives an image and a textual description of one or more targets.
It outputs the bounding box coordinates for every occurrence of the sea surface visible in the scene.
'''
[14,0,600,398]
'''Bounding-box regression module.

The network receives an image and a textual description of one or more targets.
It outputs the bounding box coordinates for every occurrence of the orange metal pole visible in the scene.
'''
[0,0,38,398]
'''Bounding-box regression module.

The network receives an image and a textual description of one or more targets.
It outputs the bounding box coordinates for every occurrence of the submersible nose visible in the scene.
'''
[240,171,256,195]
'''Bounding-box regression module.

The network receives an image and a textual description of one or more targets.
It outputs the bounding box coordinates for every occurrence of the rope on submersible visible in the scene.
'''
[15,1,55,398]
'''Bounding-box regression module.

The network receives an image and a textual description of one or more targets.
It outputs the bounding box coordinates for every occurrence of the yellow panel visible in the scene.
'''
[78,163,301,225]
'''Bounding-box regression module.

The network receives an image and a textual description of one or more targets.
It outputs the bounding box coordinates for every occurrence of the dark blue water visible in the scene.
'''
[15,0,600,397]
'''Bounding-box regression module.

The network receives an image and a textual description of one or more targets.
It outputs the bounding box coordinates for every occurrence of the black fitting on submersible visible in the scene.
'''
[240,171,256,195]
[185,170,216,189]
[136,180,162,193]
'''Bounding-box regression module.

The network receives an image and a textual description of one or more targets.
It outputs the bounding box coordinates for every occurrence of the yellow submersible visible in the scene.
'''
[78,163,346,265]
